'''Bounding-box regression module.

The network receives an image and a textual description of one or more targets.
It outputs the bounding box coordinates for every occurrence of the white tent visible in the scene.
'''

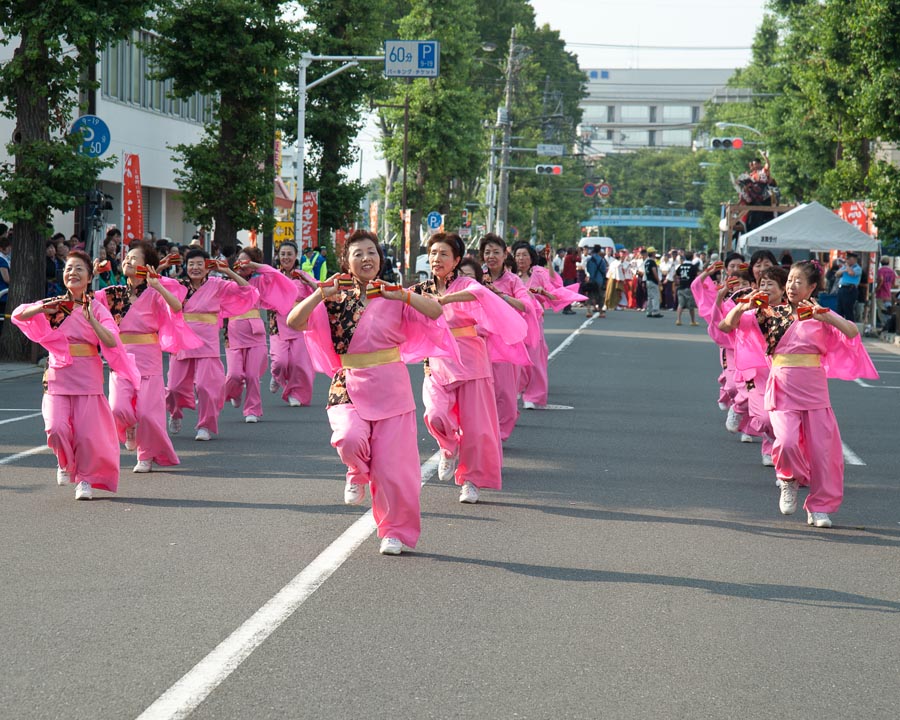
[738,201,878,254]
[579,236,616,250]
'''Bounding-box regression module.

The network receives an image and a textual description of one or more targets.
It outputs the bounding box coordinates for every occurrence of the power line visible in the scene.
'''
[567,42,752,51]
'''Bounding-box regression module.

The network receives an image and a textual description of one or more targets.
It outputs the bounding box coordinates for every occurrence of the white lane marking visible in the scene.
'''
[855,378,900,389]
[547,315,593,363]
[0,445,49,466]
[528,404,574,411]
[0,412,43,426]
[136,322,587,720]
[842,442,866,466]
[0,408,42,412]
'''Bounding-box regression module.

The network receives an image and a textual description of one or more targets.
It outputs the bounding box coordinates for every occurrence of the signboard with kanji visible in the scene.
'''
[299,191,319,249]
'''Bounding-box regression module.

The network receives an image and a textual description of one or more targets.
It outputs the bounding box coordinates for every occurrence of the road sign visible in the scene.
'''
[537,143,565,156]
[384,40,440,78]
[426,211,443,230]
[70,115,111,157]
[583,182,597,197]
[597,182,612,198]
[274,221,294,246]
[459,226,471,239]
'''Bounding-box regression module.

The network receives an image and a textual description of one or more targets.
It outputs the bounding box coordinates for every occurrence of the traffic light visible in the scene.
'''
[461,209,470,227]
[710,137,744,150]
[535,164,563,175]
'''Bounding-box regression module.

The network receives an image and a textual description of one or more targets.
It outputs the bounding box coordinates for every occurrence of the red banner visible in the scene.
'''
[123,154,143,242]
[300,191,319,249]
[839,201,868,233]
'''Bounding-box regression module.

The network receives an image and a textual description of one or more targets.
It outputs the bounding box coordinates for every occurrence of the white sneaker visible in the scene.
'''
[74,481,92,500]
[522,401,536,410]
[125,427,137,451]
[725,406,741,433]
[775,478,784,488]
[195,427,211,441]
[779,480,798,515]
[168,415,182,434]
[269,376,279,394]
[438,453,458,483]
[740,433,754,443]
[56,467,71,486]
[717,402,729,411]
[244,415,259,423]
[761,453,774,467]
[379,537,403,555]
[807,511,832,528]
[344,482,366,505]
[133,460,152,473]
[288,396,303,407]
[459,481,480,504]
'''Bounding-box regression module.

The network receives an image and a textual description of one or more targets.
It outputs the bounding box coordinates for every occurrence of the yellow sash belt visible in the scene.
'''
[231,310,262,321]
[451,325,478,338]
[69,343,99,357]
[120,332,159,345]
[772,353,821,368]
[183,312,218,324]
[339,347,401,370]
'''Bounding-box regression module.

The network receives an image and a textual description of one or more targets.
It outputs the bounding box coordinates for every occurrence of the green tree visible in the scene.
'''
[0,0,152,361]
[150,0,293,253]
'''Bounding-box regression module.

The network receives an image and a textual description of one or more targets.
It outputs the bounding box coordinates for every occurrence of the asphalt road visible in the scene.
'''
[1,308,899,720]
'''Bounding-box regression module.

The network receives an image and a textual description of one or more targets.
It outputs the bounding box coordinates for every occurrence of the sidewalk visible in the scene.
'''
[0,361,44,383]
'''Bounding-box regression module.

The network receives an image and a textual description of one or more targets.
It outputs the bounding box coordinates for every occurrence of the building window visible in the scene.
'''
[607,105,615,122]
[606,129,614,140]
[663,105,692,123]
[692,106,701,124]
[648,130,656,147]
[620,106,649,123]
[649,106,657,123]
[661,129,692,146]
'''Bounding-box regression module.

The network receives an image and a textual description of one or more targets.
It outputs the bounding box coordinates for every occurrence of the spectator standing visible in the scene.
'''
[310,246,328,282]
[560,246,579,314]
[552,248,565,274]
[675,251,700,326]
[834,252,862,321]
[0,228,10,324]
[875,256,897,329]
[584,245,607,318]
[644,247,662,318]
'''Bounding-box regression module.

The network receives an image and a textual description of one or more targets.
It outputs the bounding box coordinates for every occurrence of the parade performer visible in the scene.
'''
[412,233,527,504]
[735,261,877,527]
[269,241,318,407]
[287,230,456,555]
[95,242,200,473]
[12,251,140,500]
[511,241,586,409]
[224,246,297,422]
[163,248,259,441]
[480,234,534,440]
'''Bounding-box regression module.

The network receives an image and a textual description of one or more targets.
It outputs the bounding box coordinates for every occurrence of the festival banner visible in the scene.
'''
[369,201,379,232]
[123,154,143,242]
[300,191,319,249]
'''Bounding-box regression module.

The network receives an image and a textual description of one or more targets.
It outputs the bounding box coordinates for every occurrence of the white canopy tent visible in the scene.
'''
[579,236,616,250]
[738,201,878,254]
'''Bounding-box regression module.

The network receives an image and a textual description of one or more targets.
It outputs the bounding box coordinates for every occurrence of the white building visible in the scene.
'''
[577,68,739,155]
[0,30,213,245]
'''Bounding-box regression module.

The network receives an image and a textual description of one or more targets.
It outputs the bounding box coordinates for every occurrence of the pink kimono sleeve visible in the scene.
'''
[691,275,718,321]
[303,303,342,376]
[11,303,71,366]
[732,310,769,373]
[457,280,530,365]
[706,299,735,349]
[530,266,587,312]
[821,317,879,380]
[217,278,260,318]
[398,303,461,366]
[92,302,142,388]
[156,278,202,353]
[251,265,299,315]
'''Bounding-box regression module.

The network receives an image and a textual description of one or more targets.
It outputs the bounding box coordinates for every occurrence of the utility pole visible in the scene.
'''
[495,26,516,240]
[485,127,497,234]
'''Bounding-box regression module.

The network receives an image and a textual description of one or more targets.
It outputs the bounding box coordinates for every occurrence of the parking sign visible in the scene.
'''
[384,40,441,78]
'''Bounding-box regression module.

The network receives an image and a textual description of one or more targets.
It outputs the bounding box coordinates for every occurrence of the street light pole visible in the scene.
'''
[495,26,516,240]
[715,121,763,137]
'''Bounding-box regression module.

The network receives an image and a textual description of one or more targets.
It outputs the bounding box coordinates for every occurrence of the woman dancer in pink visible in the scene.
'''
[12,251,140,500]
[268,241,317,407]
[95,241,199,473]
[480,234,533,440]
[287,230,455,555]
[413,233,527,504]
[224,246,297,423]
[163,248,259,441]
[512,241,586,409]
[752,261,876,527]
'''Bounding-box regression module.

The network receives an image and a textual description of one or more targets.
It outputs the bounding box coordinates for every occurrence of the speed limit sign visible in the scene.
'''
[597,182,612,198]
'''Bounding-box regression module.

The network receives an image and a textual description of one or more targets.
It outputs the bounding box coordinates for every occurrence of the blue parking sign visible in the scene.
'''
[418,42,436,70]
[426,211,443,230]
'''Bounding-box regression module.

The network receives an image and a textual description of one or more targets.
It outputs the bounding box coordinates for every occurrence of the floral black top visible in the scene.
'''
[179,276,206,302]
[323,288,368,407]
[102,284,147,327]
[757,304,794,355]
[47,291,94,331]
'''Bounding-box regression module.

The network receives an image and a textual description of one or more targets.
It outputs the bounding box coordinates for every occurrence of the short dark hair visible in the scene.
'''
[427,231,465,260]
[479,233,507,259]
[759,265,788,288]
[185,248,209,262]
[511,241,539,267]
[458,257,484,283]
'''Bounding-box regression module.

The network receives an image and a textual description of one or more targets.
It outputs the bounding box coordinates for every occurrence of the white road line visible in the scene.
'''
[842,442,866,466]
[136,321,587,720]
[548,315,593,363]
[0,412,43,426]
[855,378,900,389]
[0,445,49,466]
[0,408,42,412]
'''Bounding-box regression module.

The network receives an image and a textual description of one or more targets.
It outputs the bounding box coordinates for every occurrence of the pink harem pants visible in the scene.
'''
[224,345,268,418]
[327,404,422,548]
[166,356,226,434]
[492,361,519,441]
[769,407,843,513]
[270,335,314,406]
[110,372,179,466]
[423,375,502,490]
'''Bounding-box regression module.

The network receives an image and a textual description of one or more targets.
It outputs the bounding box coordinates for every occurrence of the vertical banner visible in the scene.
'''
[300,191,319,249]
[369,201,379,233]
[839,201,877,283]
[123,153,143,242]
[274,130,283,176]
[403,209,412,270]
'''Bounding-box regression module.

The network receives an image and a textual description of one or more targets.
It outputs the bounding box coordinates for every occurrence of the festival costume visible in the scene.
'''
[414,275,527,490]
[96,278,200,466]
[518,266,586,406]
[165,277,259,434]
[692,275,739,410]
[744,307,878,513]
[224,266,297,418]
[487,271,535,440]
[269,268,317,406]
[12,299,141,492]
[304,286,458,548]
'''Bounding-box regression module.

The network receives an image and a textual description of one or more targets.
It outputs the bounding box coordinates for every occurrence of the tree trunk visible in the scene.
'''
[214,111,240,255]
[0,32,52,362]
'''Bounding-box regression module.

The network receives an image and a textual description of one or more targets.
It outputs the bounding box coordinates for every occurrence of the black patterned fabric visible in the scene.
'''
[757,304,794,355]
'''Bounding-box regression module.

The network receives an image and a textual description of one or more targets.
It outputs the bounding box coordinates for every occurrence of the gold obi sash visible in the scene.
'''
[451,325,478,338]
[120,332,159,345]
[183,312,218,324]
[339,347,401,370]
[772,353,821,368]
[231,309,262,321]
[69,343,99,357]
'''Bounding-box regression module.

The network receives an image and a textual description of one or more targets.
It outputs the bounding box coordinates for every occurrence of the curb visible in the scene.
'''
[0,363,44,383]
